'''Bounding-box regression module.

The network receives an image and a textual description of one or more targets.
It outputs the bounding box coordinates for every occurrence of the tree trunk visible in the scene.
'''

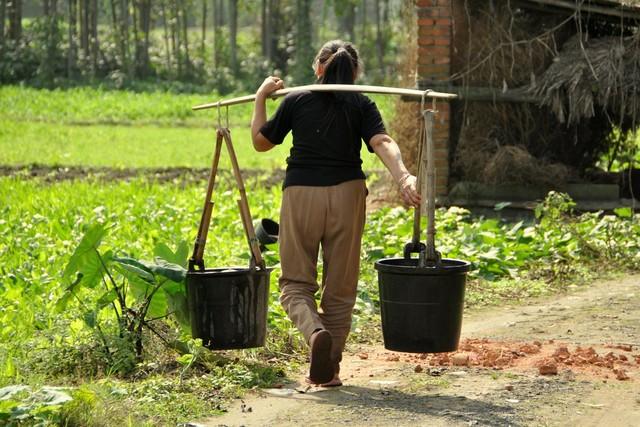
[68,0,77,77]
[180,0,190,76]
[200,0,206,60]
[261,0,267,57]
[43,0,59,82]
[0,0,6,46]
[229,0,238,73]
[212,0,220,68]
[171,0,181,76]
[360,0,366,42]
[293,0,312,84]
[161,2,171,70]
[267,0,279,66]
[8,0,23,41]
[79,0,88,63]
[337,0,356,42]
[374,0,384,77]
[134,0,151,77]
[90,0,98,75]
[121,0,133,77]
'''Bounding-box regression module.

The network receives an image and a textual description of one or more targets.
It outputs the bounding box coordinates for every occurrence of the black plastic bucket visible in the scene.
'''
[186,267,271,350]
[374,258,471,353]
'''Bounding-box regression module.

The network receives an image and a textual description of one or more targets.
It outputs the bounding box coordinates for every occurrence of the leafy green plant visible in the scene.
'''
[0,385,72,426]
[59,223,190,374]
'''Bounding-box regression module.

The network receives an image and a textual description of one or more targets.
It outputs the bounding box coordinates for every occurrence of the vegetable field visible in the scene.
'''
[1,86,639,426]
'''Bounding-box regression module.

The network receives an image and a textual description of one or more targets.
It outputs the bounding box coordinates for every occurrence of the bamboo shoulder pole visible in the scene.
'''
[192,84,457,110]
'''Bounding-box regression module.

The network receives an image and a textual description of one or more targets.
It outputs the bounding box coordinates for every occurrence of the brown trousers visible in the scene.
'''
[278,179,367,364]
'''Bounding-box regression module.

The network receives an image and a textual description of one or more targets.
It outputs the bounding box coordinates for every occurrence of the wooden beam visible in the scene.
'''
[521,0,640,21]
[192,84,457,110]
[416,82,540,103]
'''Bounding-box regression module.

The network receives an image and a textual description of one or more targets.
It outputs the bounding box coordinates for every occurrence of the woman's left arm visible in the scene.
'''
[369,133,421,207]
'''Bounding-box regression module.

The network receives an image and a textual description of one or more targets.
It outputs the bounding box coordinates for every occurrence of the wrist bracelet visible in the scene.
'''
[398,173,411,186]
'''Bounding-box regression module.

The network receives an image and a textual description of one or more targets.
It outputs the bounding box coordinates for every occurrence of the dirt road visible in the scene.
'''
[201,275,640,427]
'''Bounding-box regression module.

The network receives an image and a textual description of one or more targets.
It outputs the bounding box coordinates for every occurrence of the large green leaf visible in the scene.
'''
[82,310,97,328]
[63,223,108,280]
[113,257,155,283]
[147,259,186,283]
[117,265,153,301]
[145,286,168,319]
[80,249,112,289]
[165,289,189,329]
[154,240,189,267]
[96,289,118,311]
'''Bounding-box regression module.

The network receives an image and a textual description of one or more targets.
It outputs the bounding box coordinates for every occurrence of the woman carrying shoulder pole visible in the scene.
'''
[251,40,420,387]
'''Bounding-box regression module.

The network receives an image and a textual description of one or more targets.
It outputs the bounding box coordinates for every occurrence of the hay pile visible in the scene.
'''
[449,1,637,187]
[531,33,640,125]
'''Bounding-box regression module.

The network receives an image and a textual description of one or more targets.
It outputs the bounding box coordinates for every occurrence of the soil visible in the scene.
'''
[199,274,640,427]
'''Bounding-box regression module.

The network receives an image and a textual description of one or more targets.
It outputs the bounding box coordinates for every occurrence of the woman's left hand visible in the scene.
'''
[398,174,421,207]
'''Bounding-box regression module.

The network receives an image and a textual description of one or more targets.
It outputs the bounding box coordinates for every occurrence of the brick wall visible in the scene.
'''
[416,0,452,196]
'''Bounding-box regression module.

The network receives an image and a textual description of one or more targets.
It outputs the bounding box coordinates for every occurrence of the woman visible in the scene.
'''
[251,40,420,386]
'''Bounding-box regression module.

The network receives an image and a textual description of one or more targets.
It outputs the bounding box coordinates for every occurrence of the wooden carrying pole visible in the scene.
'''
[192,84,457,110]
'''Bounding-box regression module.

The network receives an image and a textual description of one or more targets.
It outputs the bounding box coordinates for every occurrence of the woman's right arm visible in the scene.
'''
[251,76,284,152]
[369,134,421,207]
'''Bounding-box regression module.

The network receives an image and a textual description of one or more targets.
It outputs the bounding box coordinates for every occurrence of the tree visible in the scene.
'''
[7,0,22,41]
[332,0,356,42]
[42,0,60,83]
[200,0,207,60]
[89,0,99,75]
[134,0,152,77]
[180,0,191,76]
[67,0,78,77]
[229,0,238,73]
[0,0,6,46]
[293,0,313,84]
[375,0,384,77]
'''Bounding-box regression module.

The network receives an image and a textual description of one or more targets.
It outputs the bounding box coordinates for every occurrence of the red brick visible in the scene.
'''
[435,18,452,25]
[434,38,450,46]
[418,18,436,26]
[434,57,450,64]
[416,63,450,75]
[416,6,450,18]
[418,26,451,37]
[419,46,450,56]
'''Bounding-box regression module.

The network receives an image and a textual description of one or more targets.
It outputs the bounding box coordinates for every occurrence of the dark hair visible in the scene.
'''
[313,40,361,85]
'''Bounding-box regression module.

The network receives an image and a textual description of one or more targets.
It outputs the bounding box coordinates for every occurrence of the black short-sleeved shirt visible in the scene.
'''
[260,90,386,188]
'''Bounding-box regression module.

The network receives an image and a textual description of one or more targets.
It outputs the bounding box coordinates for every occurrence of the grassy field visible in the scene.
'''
[0,86,394,170]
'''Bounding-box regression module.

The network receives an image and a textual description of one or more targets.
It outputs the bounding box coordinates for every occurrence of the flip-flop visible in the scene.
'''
[308,329,334,384]
[305,374,342,387]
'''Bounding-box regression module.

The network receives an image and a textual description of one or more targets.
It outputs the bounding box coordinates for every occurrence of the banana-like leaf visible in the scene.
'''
[63,223,108,280]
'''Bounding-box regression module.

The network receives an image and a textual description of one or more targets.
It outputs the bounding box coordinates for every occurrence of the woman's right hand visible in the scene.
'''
[398,173,421,207]
[256,76,284,98]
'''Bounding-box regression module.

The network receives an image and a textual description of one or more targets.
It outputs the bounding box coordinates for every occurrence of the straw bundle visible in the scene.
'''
[530,33,640,125]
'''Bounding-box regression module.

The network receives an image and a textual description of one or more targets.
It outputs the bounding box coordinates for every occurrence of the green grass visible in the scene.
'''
[0,85,396,127]
[0,86,395,171]
[0,120,385,170]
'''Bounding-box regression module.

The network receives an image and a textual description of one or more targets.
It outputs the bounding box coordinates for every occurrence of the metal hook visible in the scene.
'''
[420,89,432,113]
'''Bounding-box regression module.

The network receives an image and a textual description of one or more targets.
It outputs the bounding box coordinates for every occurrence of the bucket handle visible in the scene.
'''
[189,127,265,271]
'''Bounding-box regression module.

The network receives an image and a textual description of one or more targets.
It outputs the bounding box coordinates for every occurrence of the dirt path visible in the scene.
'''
[201,275,640,427]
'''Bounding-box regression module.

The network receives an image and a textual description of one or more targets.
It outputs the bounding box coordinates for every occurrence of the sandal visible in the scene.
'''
[308,329,334,384]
